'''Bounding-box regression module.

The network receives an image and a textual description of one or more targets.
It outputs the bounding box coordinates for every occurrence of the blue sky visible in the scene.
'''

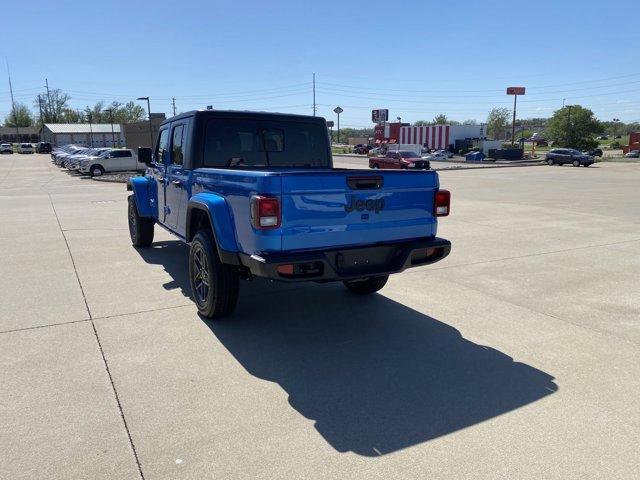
[2,0,639,127]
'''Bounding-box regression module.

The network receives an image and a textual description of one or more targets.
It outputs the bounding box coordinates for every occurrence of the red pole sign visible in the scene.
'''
[506,87,526,95]
[506,87,526,145]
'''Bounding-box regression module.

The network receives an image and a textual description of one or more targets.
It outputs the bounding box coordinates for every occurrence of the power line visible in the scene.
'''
[56,82,312,101]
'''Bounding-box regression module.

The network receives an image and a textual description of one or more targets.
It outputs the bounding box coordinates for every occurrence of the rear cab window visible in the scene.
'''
[202,118,329,168]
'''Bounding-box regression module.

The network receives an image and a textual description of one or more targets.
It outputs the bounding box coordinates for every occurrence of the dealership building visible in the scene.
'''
[41,123,124,147]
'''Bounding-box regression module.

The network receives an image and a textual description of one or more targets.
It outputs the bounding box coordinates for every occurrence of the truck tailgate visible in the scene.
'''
[280,170,439,251]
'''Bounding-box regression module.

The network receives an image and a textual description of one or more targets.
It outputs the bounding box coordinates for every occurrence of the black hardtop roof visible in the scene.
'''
[160,109,327,127]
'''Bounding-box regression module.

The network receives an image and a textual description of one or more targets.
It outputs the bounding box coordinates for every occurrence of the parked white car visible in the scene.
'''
[65,147,111,169]
[17,143,34,154]
[422,152,449,162]
[0,143,13,154]
[435,149,454,158]
[77,149,146,176]
[54,145,86,165]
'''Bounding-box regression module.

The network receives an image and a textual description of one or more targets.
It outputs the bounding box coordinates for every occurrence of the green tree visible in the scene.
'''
[34,89,71,123]
[433,114,448,124]
[546,105,603,150]
[462,119,477,125]
[4,103,34,127]
[329,127,373,144]
[110,101,145,123]
[83,101,146,124]
[414,120,429,126]
[84,101,107,123]
[486,107,511,139]
[60,108,84,123]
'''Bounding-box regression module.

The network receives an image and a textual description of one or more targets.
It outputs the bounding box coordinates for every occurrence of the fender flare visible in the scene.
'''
[128,176,158,219]
[186,193,239,262]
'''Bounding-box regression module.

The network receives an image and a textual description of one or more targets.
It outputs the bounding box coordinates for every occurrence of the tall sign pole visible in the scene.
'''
[333,106,343,144]
[506,87,525,146]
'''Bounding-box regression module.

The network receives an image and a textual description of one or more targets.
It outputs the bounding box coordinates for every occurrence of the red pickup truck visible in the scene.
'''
[369,150,430,170]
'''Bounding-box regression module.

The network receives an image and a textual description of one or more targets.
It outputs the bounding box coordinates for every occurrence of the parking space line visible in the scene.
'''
[47,191,146,480]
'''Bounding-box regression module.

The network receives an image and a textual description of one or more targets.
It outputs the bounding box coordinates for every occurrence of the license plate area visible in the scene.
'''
[334,245,400,274]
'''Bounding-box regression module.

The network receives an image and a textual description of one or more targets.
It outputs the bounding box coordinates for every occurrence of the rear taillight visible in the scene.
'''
[251,195,281,229]
[434,189,450,217]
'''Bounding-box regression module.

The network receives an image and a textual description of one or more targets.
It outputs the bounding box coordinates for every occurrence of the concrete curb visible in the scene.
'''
[92,175,138,184]
[433,162,544,171]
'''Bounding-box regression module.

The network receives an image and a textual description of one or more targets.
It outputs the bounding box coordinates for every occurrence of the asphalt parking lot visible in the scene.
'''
[1,154,639,479]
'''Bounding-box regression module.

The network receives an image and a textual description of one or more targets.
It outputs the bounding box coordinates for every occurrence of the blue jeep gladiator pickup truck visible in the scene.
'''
[128,110,451,318]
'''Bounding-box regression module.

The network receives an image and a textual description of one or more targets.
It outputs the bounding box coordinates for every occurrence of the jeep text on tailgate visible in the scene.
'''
[127,110,451,318]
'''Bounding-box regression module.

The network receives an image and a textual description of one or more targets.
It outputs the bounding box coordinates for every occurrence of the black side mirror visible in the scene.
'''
[138,147,152,165]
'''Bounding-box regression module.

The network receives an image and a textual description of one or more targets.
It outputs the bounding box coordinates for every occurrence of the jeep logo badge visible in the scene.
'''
[344,196,385,213]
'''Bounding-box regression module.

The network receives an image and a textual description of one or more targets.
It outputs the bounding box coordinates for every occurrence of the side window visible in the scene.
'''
[112,150,132,157]
[171,125,184,166]
[155,128,169,163]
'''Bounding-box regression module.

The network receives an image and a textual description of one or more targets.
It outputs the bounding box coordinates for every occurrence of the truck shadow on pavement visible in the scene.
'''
[137,241,558,457]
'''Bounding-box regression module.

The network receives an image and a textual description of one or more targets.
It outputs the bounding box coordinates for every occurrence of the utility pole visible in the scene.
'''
[37,95,44,141]
[45,78,54,122]
[172,97,176,116]
[6,59,20,140]
[312,73,316,116]
[566,105,572,147]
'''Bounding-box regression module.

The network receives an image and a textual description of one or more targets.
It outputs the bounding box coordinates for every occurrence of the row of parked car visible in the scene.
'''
[0,142,52,154]
[51,144,145,176]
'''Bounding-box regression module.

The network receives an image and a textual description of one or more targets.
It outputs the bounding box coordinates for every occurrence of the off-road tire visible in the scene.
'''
[189,230,239,319]
[343,275,389,294]
[128,195,154,247]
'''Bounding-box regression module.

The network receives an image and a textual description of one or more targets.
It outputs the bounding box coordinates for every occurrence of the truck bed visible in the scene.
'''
[194,167,441,254]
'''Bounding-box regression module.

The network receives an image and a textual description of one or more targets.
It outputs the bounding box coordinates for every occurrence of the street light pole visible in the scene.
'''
[104,108,116,147]
[87,112,94,146]
[137,96,153,148]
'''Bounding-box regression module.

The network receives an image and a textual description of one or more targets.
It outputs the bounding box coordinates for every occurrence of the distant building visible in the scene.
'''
[41,123,124,147]
[0,126,39,143]
[374,122,486,149]
[122,114,166,149]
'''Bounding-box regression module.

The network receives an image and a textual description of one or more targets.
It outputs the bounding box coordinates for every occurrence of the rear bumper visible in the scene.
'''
[239,237,451,282]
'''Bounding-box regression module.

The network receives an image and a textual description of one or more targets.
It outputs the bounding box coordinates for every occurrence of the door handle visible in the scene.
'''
[171,180,182,187]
